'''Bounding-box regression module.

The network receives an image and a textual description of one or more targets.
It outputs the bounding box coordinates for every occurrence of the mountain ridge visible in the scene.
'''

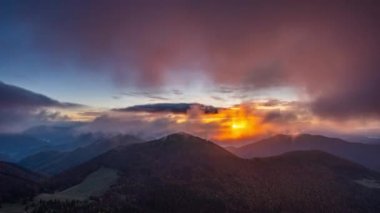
[231,133,380,171]
[37,133,380,212]
[19,134,143,175]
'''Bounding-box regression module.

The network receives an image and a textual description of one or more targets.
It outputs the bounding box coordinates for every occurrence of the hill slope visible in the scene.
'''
[35,133,380,212]
[0,134,50,162]
[19,135,142,175]
[37,167,118,201]
[0,162,43,204]
[231,134,380,171]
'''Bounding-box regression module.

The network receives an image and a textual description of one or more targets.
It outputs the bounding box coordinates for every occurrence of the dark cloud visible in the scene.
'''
[210,96,225,101]
[310,71,380,120]
[216,86,235,94]
[0,107,71,133]
[2,0,380,119]
[112,95,121,100]
[0,81,81,109]
[114,103,220,114]
[121,91,170,101]
[259,99,286,107]
[146,95,171,101]
[172,90,183,96]
[0,81,81,132]
[263,110,298,124]
[77,111,104,117]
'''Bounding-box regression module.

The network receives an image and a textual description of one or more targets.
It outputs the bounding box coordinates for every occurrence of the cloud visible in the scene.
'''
[0,81,79,108]
[80,111,178,140]
[310,73,380,120]
[121,91,171,101]
[0,107,72,133]
[263,111,298,124]
[145,95,171,101]
[112,95,121,100]
[77,99,380,144]
[114,103,220,114]
[2,0,380,120]
[80,101,305,143]
[172,90,183,96]
[210,96,225,101]
[0,81,81,132]
[81,108,222,141]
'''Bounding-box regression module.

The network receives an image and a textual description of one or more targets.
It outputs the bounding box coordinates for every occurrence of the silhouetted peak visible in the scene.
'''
[153,133,217,151]
[116,133,237,162]
[164,132,204,142]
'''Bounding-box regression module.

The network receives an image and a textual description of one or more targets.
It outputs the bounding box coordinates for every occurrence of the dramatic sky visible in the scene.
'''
[1,0,380,143]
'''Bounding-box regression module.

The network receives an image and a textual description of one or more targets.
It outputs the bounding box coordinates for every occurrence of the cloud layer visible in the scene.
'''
[0,81,80,132]
[81,101,312,143]
[2,0,380,120]
[115,103,219,114]
[1,80,378,143]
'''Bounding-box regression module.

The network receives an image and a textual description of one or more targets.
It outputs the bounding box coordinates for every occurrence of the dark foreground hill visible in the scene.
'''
[231,134,380,171]
[19,135,142,175]
[32,133,380,213]
[0,162,44,204]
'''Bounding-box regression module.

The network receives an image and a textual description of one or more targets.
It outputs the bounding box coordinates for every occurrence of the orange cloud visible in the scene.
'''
[83,101,380,144]
[194,104,269,142]
[83,102,285,143]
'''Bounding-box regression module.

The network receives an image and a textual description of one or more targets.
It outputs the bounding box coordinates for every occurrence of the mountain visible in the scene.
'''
[34,133,380,212]
[23,125,107,151]
[231,134,380,171]
[19,135,143,175]
[0,131,105,163]
[0,161,44,204]
[0,133,51,162]
[23,125,79,146]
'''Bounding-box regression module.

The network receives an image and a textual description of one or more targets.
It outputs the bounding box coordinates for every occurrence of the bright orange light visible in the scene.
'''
[231,120,247,130]
[192,104,267,142]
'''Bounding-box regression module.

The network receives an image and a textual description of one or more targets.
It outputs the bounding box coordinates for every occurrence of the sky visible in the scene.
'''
[1,0,380,143]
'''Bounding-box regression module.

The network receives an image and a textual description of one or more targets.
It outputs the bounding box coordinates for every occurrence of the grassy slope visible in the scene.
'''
[37,167,118,201]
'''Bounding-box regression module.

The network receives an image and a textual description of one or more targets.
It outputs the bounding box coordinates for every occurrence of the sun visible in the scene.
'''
[231,121,247,130]
[229,119,251,139]
[199,105,267,142]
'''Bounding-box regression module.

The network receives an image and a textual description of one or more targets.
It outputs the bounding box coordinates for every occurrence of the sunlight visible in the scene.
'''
[231,120,248,130]
[198,105,267,142]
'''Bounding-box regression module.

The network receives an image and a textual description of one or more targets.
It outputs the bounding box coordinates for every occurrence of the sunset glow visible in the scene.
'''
[184,105,269,142]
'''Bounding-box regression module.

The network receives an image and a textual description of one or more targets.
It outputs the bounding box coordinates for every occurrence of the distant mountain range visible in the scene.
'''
[35,133,380,212]
[19,135,143,175]
[229,134,380,171]
[23,125,80,146]
[0,125,110,162]
[0,134,50,162]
